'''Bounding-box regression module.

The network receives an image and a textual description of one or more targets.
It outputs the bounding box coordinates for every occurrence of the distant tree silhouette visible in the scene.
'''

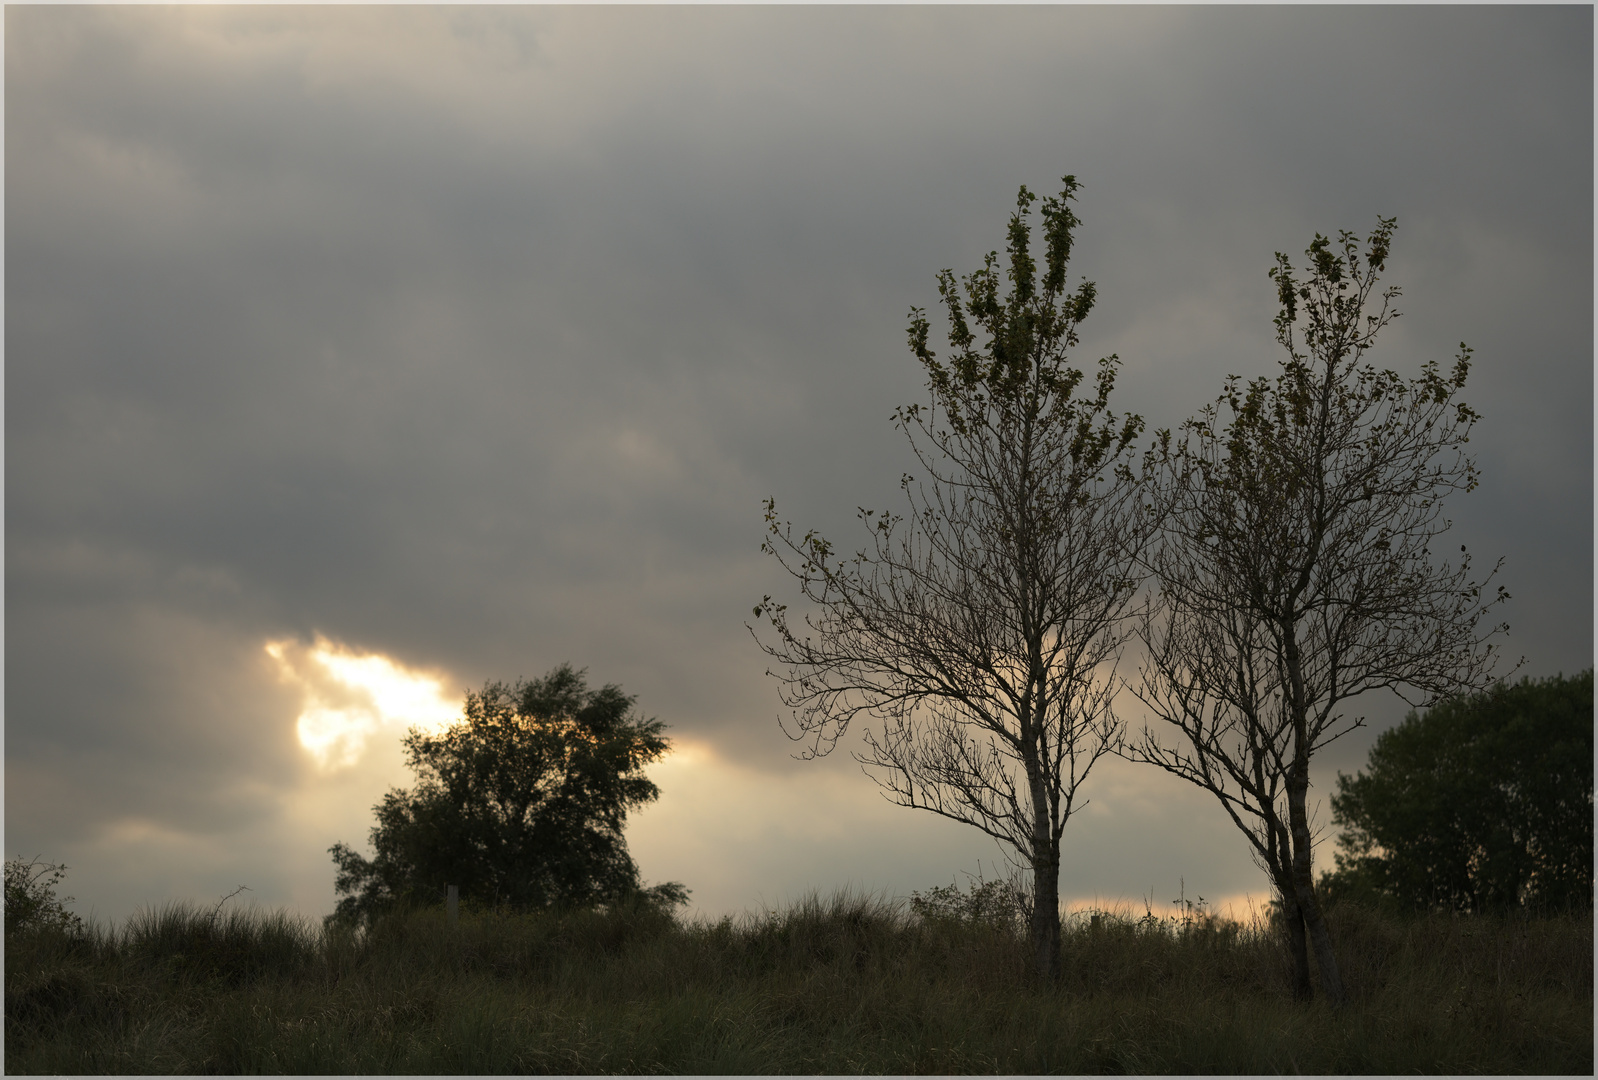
[328,664,686,927]
[1323,670,1592,914]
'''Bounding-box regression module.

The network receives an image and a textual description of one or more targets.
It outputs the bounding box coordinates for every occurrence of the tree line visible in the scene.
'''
[751,175,1584,1003]
[320,177,1587,1011]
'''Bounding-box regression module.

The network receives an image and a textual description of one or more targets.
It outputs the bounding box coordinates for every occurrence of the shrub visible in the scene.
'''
[910,869,1032,933]
[5,856,85,937]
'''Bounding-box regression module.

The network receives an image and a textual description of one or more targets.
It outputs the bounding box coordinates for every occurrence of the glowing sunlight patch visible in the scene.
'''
[266,636,459,769]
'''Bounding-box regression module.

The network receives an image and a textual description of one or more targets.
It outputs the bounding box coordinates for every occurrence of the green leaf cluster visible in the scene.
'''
[903,175,1141,466]
[329,664,686,928]
[1325,670,1593,914]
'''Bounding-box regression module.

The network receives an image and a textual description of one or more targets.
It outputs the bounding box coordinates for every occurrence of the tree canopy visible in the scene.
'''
[1324,669,1592,914]
[329,664,686,927]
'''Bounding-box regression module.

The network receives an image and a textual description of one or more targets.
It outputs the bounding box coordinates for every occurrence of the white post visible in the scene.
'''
[447,884,459,926]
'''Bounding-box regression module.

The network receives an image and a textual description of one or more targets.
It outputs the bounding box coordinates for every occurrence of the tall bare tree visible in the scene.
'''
[752,178,1150,980]
[1130,218,1511,1004]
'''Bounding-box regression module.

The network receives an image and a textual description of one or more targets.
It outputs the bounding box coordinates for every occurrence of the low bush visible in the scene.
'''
[5,856,86,936]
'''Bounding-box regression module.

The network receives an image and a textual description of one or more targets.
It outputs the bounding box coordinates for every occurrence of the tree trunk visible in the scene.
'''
[1267,817,1313,999]
[1026,734,1062,982]
[1273,871,1313,1000]
[1029,849,1062,981]
[1286,766,1346,1005]
[1282,615,1345,1006]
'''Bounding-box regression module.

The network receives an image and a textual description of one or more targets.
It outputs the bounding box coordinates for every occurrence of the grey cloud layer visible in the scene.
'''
[7,6,1590,921]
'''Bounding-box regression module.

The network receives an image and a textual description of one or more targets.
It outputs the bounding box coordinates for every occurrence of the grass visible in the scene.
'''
[5,890,1591,1074]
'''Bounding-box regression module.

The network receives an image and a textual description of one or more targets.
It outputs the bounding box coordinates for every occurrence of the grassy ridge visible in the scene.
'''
[6,891,1590,1074]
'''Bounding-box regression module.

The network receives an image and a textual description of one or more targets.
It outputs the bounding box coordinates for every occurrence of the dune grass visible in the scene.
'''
[6,890,1590,1074]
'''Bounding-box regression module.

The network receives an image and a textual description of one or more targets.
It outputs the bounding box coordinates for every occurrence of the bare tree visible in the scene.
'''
[1130,218,1511,1004]
[752,178,1150,980]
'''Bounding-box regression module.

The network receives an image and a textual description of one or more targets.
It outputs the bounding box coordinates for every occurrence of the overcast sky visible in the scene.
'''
[6,5,1592,928]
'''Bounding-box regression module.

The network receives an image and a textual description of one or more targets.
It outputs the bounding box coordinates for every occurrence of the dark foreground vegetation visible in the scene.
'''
[7,891,1590,1075]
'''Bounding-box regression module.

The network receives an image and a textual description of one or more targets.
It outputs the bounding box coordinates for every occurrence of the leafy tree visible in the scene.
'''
[329,663,687,927]
[1130,219,1510,1004]
[1324,670,1592,914]
[754,177,1151,981]
[4,856,85,936]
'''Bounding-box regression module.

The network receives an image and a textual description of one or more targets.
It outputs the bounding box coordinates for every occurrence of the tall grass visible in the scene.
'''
[6,890,1590,1074]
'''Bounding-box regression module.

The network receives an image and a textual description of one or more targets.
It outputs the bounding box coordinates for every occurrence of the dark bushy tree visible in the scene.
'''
[329,664,686,927]
[1324,670,1592,914]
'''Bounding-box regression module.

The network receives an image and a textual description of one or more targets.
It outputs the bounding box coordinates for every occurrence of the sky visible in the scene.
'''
[6,5,1592,929]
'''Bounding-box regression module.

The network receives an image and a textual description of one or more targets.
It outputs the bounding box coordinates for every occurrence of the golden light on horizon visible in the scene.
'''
[265,635,459,769]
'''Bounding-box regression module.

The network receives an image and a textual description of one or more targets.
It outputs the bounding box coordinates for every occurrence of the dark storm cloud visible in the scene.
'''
[6,6,1589,921]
